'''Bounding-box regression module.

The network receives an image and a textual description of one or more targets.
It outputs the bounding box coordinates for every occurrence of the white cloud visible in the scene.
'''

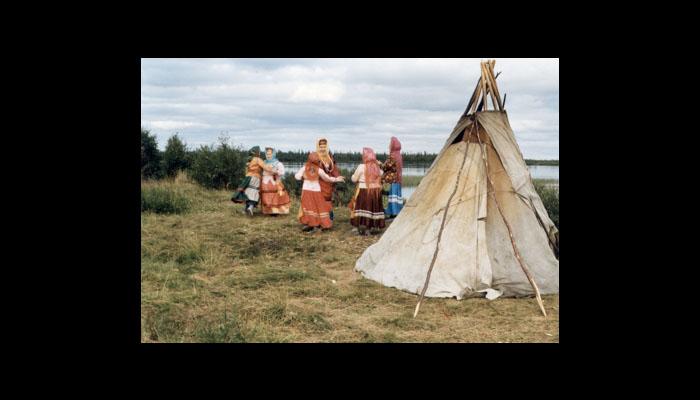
[140,58,558,158]
[290,81,345,102]
[148,120,210,130]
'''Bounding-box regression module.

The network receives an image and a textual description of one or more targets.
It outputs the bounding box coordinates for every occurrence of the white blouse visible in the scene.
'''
[262,161,285,184]
[351,164,383,189]
[294,165,342,192]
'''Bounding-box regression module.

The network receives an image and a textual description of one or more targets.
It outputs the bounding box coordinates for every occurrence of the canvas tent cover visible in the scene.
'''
[355,110,559,300]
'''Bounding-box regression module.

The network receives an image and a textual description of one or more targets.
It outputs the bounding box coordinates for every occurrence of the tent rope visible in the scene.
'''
[413,123,475,318]
[475,128,547,317]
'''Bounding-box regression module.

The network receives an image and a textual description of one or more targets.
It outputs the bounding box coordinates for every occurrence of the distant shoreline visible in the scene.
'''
[279,157,559,167]
[523,159,559,166]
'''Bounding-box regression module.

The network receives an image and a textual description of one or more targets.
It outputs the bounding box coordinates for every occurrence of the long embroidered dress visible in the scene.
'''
[349,148,385,230]
[382,136,404,217]
[295,152,344,228]
[316,138,340,219]
[382,158,404,217]
[260,151,291,215]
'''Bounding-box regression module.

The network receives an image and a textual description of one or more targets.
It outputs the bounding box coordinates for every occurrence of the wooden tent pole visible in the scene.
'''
[476,71,501,112]
[481,62,497,111]
[487,61,501,110]
[489,61,503,108]
[479,62,488,111]
[475,126,547,317]
[471,81,483,114]
[486,61,503,110]
[413,123,476,318]
[464,77,482,116]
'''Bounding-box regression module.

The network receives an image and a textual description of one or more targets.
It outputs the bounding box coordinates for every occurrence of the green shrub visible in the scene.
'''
[401,175,423,187]
[141,128,164,179]
[282,167,357,206]
[188,137,247,190]
[333,168,356,206]
[141,186,191,214]
[533,181,559,229]
[162,134,189,177]
[282,172,300,197]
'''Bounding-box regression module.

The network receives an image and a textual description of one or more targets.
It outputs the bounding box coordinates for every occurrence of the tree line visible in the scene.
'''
[277,150,559,166]
[142,129,247,189]
[524,159,559,166]
[277,151,558,165]
[142,129,558,189]
[275,150,437,164]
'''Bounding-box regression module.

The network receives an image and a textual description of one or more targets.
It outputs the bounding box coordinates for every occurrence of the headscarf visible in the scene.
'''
[316,137,334,171]
[362,147,381,184]
[264,147,279,165]
[303,152,321,181]
[389,136,403,184]
[248,146,261,161]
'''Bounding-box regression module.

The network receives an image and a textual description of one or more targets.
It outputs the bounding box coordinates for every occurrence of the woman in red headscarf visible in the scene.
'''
[294,152,345,232]
[315,137,340,220]
[349,147,385,235]
[381,136,404,218]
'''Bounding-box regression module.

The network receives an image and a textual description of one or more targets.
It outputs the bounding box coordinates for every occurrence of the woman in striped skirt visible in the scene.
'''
[382,136,404,219]
[349,147,385,235]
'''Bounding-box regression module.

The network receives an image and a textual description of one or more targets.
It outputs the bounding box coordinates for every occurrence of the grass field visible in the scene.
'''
[141,174,559,343]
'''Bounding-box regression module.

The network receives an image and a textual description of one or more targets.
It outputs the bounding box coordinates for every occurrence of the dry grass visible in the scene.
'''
[141,175,559,343]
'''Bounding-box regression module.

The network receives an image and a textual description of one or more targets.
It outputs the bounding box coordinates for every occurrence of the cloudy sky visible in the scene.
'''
[141,58,558,159]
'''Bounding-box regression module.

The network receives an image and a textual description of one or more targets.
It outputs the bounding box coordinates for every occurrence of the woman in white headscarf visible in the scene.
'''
[260,147,291,215]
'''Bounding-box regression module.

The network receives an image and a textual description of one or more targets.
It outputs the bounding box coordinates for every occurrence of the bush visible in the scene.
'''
[162,134,189,177]
[141,186,191,214]
[282,172,301,197]
[282,167,357,206]
[188,137,247,190]
[534,181,559,229]
[141,128,163,179]
[333,168,356,206]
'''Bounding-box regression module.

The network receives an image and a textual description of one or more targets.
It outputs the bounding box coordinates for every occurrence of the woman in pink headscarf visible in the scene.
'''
[349,147,385,235]
[381,136,404,218]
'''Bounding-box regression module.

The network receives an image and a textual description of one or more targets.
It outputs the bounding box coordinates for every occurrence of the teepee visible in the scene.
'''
[354,60,559,317]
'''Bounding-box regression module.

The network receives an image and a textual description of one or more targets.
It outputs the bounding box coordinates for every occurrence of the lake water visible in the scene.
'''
[285,162,431,176]
[285,162,558,200]
[527,165,559,180]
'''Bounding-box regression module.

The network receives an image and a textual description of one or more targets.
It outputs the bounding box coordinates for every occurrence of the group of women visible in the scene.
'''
[231,146,291,216]
[232,137,404,236]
